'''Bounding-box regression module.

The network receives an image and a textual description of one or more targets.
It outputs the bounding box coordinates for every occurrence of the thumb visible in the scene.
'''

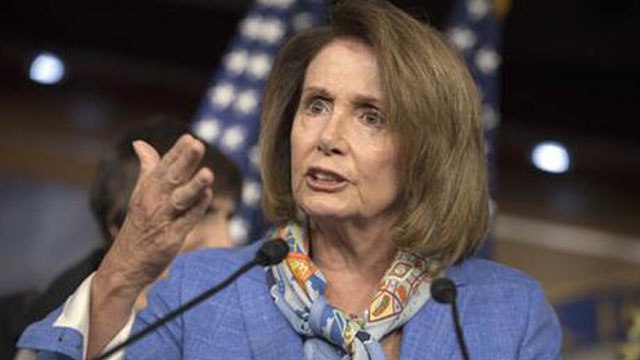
[132,140,161,177]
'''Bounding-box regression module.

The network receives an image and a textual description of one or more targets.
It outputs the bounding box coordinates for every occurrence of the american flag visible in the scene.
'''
[192,0,501,252]
[445,0,502,258]
[191,0,327,243]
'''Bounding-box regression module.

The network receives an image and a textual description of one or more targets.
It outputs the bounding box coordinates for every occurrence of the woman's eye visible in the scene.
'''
[361,109,384,127]
[307,98,330,115]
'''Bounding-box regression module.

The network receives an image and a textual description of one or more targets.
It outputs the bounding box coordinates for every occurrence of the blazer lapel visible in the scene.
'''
[400,265,468,360]
[236,267,302,360]
[401,300,458,359]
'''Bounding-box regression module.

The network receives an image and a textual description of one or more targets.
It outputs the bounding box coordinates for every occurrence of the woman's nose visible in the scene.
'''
[317,113,347,155]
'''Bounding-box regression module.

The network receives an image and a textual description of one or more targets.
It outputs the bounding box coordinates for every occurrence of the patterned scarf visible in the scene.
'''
[266,222,435,360]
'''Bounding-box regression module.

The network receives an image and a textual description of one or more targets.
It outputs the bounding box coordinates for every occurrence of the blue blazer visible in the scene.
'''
[18,241,562,359]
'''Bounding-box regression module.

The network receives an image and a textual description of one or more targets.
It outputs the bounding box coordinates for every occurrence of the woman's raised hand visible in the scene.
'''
[98,134,214,293]
[88,134,214,357]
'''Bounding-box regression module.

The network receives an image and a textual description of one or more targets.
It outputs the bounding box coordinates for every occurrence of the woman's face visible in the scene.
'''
[290,38,401,224]
[182,194,237,252]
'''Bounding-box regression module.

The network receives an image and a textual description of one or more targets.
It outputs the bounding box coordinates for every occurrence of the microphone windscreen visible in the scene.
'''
[431,277,457,304]
[254,238,289,266]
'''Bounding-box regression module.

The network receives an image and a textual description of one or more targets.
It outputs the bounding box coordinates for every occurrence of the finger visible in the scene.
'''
[173,187,213,236]
[158,134,197,176]
[169,167,214,213]
[165,136,206,186]
[132,140,161,177]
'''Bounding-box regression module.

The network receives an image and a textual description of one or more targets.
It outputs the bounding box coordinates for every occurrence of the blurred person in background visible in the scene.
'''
[619,305,640,359]
[2,117,242,359]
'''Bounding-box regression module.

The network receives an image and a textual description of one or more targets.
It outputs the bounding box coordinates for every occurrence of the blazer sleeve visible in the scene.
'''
[17,257,189,360]
[17,273,134,360]
[518,281,563,360]
[118,257,188,359]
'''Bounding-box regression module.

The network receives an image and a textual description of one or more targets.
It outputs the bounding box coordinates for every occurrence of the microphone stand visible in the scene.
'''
[431,277,470,360]
[450,295,469,360]
[94,239,288,360]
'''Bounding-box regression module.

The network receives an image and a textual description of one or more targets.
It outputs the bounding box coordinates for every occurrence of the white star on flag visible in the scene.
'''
[209,83,236,109]
[467,0,490,20]
[448,27,477,51]
[234,90,259,114]
[292,12,314,32]
[247,53,272,79]
[248,145,261,169]
[260,18,286,44]
[229,217,250,244]
[483,106,500,130]
[240,16,262,40]
[242,180,262,207]
[225,50,249,75]
[221,126,246,151]
[194,118,221,143]
[475,48,501,74]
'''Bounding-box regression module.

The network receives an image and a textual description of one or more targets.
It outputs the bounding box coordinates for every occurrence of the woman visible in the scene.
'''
[17,1,561,359]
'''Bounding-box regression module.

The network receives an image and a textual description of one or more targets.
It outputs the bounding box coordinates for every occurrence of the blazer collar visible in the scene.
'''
[445,260,469,286]
[399,260,471,359]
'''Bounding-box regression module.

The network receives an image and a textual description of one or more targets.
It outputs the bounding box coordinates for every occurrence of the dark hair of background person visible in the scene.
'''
[260,0,488,272]
[90,116,243,244]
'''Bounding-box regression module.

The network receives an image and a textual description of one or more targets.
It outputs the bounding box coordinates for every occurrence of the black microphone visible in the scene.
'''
[94,238,288,360]
[431,277,470,360]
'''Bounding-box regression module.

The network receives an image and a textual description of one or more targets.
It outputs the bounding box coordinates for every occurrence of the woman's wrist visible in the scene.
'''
[93,249,151,304]
[92,269,145,312]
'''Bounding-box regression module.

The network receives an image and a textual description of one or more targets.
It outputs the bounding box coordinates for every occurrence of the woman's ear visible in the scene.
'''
[108,224,120,240]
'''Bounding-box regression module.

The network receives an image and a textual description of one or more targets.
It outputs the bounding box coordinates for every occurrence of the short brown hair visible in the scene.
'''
[260,0,489,267]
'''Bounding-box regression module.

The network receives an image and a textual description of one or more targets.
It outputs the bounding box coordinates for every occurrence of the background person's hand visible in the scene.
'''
[96,134,214,293]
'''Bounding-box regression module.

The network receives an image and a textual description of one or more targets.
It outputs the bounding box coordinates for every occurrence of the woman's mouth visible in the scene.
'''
[305,167,348,191]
